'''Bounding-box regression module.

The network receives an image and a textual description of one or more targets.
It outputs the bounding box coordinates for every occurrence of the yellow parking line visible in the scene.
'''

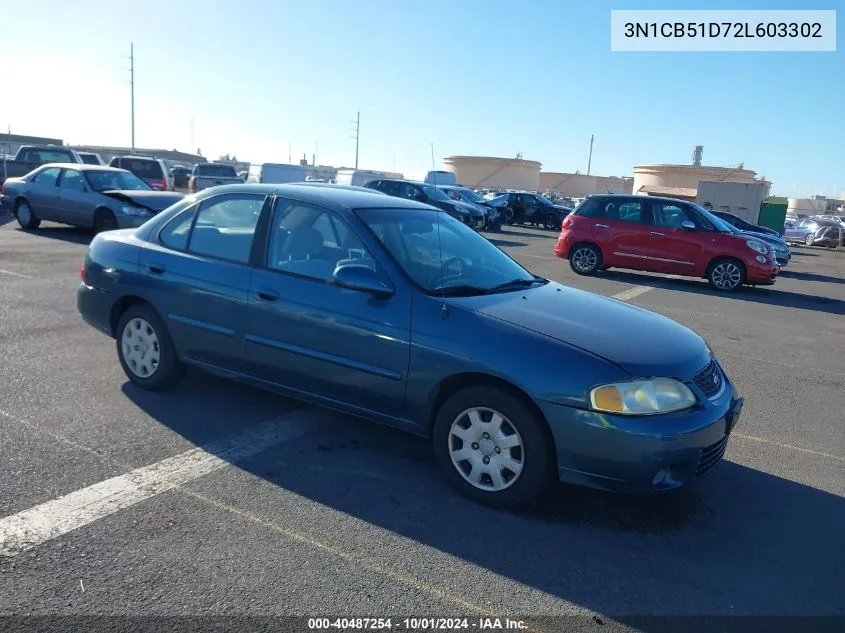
[734,433,844,462]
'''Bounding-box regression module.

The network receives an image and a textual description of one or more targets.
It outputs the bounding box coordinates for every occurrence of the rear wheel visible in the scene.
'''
[94,208,118,233]
[15,200,41,230]
[116,304,183,390]
[432,386,553,508]
[707,258,745,292]
[569,243,602,275]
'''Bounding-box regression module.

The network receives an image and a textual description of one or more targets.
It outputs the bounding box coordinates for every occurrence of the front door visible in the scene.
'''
[55,168,94,227]
[27,167,63,221]
[138,192,267,370]
[646,201,711,274]
[245,197,411,416]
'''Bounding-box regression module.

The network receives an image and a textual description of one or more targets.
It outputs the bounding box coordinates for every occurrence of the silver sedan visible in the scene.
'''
[783,217,842,248]
[1,163,184,232]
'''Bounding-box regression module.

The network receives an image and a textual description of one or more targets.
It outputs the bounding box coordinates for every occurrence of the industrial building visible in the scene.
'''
[787,195,845,216]
[539,172,633,197]
[0,133,64,156]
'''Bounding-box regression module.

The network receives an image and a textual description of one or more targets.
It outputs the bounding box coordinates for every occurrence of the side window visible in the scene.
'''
[187,194,265,263]
[653,203,690,228]
[573,198,604,218]
[379,181,400,196]
[32,167,61,186]
[616,201,644,224]
[267,200,376,281]
[398,183,422,200]
[60,169,86,192]
[159,207,197,250]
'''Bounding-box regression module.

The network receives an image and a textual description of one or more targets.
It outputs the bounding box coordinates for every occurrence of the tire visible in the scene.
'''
[116,303,183,390]
[94,208,118,233]
[432,386,554,508]
[707,257,746,292]
[15,199,41,230]
[569,243,602,276]
[543,213,558,231]
[804,234,814,246]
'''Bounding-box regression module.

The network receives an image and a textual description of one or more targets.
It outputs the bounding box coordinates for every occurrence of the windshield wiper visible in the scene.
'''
[487,277,547,293]
[430,284,492,297]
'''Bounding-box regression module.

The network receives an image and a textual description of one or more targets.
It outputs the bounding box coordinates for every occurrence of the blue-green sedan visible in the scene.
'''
[77,184,743,508]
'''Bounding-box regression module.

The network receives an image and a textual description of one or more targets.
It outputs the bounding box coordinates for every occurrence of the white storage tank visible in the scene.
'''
[442,156,541,190]
[633,164,758,194]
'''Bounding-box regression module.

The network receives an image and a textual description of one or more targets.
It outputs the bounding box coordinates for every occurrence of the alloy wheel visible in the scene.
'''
[711,262,742,290]
[448,407,524,492]
[571,247,598,273]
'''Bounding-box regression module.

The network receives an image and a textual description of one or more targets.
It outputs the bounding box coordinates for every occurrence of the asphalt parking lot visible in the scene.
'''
[0,218,843,631]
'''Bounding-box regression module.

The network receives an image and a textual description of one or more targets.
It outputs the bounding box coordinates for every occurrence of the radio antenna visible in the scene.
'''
[431,142,447,314]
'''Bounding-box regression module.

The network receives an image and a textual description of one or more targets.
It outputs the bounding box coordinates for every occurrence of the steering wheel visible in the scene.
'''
[430,256,466,288]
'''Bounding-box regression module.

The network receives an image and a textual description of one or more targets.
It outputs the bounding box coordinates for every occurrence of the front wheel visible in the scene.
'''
[116,304,183,390]
[707,258,746,292]
[569,244,602,275]
[432,386,554,508]
[804,234,814,246]
[15,200,41,230]
[94,209,118,233]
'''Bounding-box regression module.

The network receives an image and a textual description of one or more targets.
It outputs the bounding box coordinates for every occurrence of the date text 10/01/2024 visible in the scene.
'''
[623,22,823,39]
[307,618,528,630]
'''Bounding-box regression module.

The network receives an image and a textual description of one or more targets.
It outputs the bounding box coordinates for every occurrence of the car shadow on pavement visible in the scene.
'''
[19,225,93,245]
[123,373,845,622]
[778,270,844,285]
[498,227,558,240]
[487,238,528,248]
[600,271,845,316]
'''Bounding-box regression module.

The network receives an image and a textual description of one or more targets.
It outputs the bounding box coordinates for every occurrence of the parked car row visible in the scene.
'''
[783,216,844,248]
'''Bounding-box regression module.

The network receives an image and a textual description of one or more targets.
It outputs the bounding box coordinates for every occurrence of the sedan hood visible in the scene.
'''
[452,282,710,379]
[454,200,485,216]
[102,190,185,212]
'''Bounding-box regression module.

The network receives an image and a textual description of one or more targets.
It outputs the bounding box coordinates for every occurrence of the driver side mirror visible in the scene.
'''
[330,263,394,298]
[680,220,696,230]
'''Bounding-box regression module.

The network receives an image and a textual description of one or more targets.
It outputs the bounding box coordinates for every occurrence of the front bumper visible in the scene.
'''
[745,256,779,285]
[537,365,742,494]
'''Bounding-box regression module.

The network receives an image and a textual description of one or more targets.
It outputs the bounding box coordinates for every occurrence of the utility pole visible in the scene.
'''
[130,43,135,150]
[350,111,360,170]
[587,134,594,175]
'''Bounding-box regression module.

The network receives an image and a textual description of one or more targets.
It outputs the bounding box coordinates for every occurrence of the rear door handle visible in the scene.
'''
[256,290,279,302]
[148,264,166,274]
[650,231,666,236]
[595,223,610,228]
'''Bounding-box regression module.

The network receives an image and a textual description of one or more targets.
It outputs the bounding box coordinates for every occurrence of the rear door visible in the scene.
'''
[138,191,268,370]
[26,167,63,220]
[647,201,712,274]
[579,197,651,268]
[55,168,94,227]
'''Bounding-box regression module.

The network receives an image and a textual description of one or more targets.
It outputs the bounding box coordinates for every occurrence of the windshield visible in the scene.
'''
[535,194,556,206]
[453,187,485,204]
[79,154,101,165]
[357,208,539,294]
[691,203,737,233]
[86,170,153,192]
[422,185,452,202]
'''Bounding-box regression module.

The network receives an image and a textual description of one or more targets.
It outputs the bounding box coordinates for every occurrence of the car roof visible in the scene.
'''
[586,193,694,205]
[37,163,128,172]
[194,183,436,211]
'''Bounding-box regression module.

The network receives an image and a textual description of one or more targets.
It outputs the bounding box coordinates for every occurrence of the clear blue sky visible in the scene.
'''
[3,0,841,196]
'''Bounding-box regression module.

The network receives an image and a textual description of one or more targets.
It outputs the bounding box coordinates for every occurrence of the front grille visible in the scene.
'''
[696,435,729,478]
[691,359,722,399]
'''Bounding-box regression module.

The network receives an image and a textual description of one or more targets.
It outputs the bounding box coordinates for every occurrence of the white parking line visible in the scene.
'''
[611,285,655,301]
[0,268,39,280]
[0,407,324,557]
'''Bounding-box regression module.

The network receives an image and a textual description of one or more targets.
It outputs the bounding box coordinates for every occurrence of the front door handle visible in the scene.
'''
[595,223,610,228]
[650,231,666,236]
[256,290,279,302]
[148,264,166,274]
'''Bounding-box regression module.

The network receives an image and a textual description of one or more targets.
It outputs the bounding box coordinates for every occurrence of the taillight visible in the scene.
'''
[561,216,573,229]
[159,179,167,191]
[189,177,197,193]
[80,263,86,282]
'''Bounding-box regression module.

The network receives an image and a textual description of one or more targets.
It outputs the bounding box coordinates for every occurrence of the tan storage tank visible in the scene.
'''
[633,164,758,195]
[539,172,596,197]
[442,156,541,190]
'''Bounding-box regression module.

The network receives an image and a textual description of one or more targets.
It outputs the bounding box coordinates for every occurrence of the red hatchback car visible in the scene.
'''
[554,195,779,291]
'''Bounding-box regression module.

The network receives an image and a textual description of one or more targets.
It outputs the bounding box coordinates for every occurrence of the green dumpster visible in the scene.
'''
[758,202,789,236]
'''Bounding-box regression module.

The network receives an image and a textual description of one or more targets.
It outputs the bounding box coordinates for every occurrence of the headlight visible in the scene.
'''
[745,239,767,254]
[120,205,152,217]
[589,379,696,416]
